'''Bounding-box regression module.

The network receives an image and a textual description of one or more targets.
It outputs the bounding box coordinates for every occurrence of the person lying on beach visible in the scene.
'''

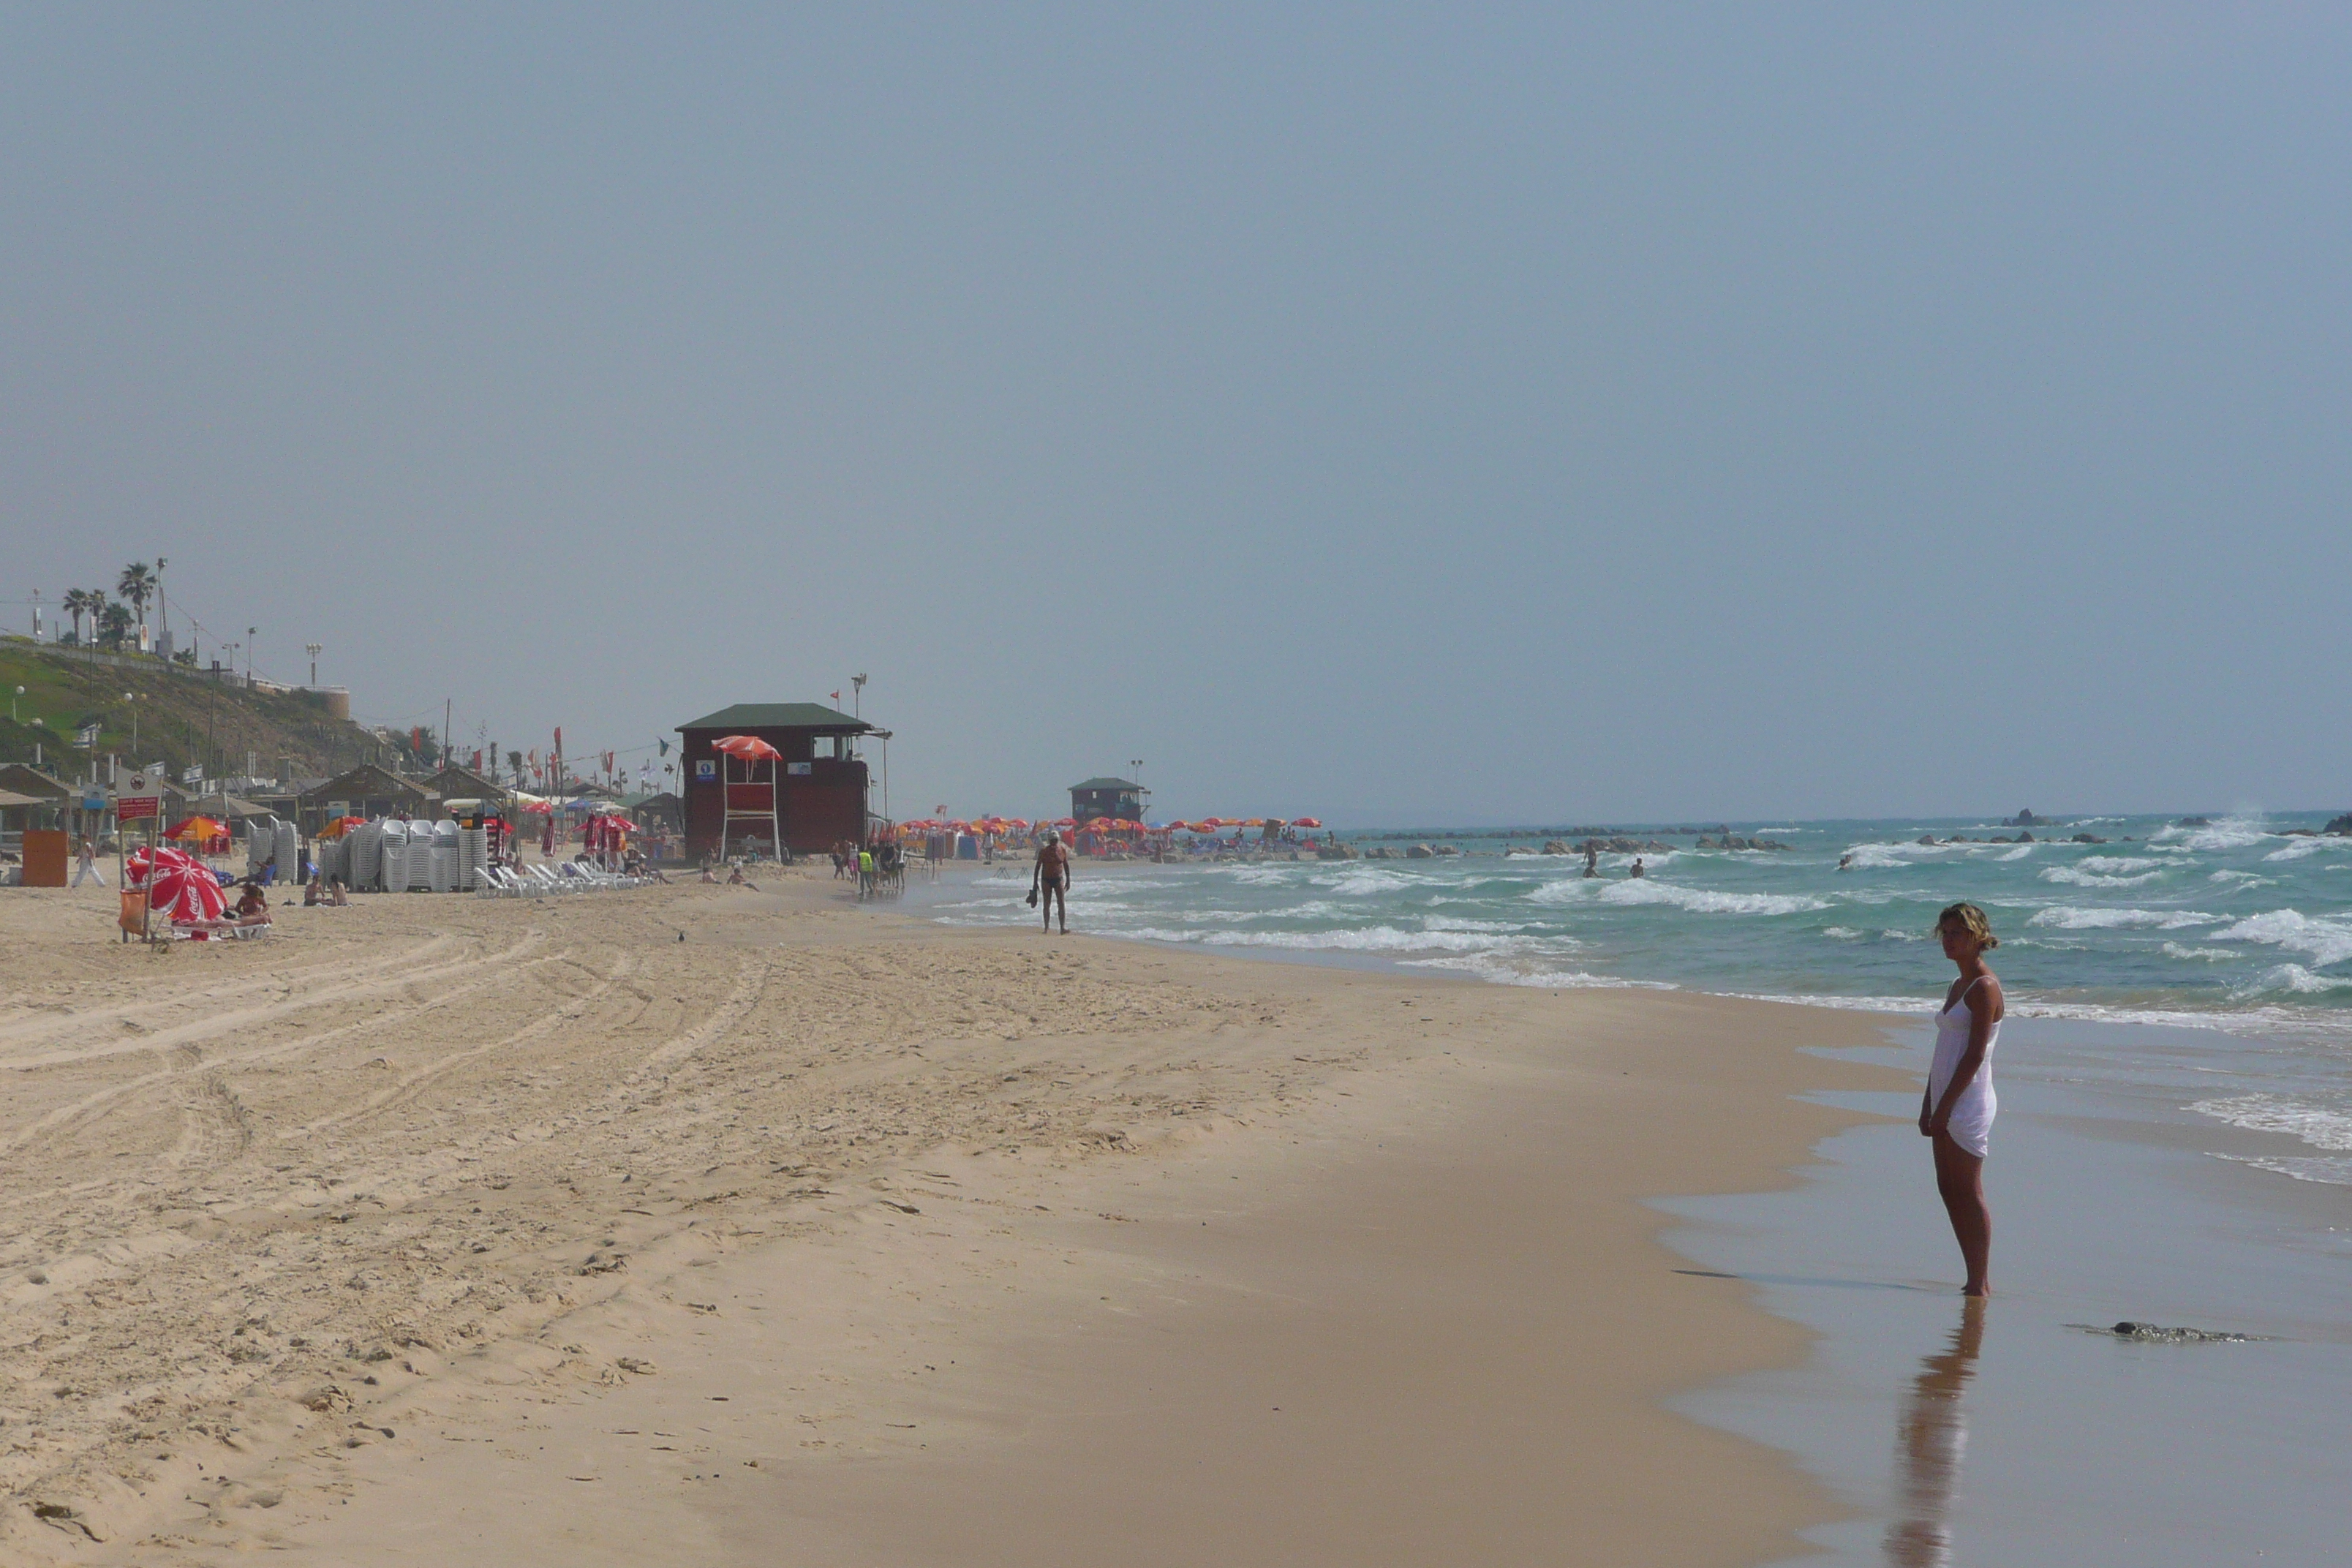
[1925,902,2002,1297]
[1032,831,1070,934]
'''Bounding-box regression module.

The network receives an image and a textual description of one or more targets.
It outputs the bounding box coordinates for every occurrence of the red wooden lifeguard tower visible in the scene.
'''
[677,702,874,860]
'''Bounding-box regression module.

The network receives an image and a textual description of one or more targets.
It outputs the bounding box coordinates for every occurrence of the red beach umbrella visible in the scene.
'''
[126,845,229,924]
[712,734,783,762]
[1291,817,1323,829]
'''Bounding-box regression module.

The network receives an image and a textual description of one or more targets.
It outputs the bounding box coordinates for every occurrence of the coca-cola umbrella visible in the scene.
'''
[127,845,228,924]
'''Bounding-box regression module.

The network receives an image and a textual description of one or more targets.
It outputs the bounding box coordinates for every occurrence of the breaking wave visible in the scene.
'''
[2207,909,2352,970]
[2027,907,2219,931]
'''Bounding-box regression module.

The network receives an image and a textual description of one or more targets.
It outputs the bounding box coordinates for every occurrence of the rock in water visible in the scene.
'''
[2107,1321,2253,1343]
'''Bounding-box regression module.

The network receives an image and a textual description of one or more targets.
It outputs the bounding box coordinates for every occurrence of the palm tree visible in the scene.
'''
[60,589,92,644]
[117,562,155,649]
[98,601,134,649]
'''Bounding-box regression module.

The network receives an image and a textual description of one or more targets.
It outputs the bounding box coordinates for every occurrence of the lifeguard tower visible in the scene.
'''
[712,734,784,861]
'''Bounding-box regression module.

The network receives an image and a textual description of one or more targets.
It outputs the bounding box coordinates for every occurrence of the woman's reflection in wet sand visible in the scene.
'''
[1885,1299,1986,1567]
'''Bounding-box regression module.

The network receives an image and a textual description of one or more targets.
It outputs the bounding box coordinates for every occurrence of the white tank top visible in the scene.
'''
[1929,976,1999,1157]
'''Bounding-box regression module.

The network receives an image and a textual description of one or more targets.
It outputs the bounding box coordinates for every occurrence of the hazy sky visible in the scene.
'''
[5,4,2347,824]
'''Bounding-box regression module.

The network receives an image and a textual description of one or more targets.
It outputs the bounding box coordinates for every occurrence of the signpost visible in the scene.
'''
[113,767,164,943]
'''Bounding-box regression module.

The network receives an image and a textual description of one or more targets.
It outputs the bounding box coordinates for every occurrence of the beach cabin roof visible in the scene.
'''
[620,791,681,810]
[425,763,510,803]
[189,793,274,820]
[0,788,45,811]
[678,702,872,734]
[1068,776,1142,793]
[298,764,437,807]
[0,764,71,800]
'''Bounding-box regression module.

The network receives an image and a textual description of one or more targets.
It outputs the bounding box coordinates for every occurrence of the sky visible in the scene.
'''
[4,4,2348,826]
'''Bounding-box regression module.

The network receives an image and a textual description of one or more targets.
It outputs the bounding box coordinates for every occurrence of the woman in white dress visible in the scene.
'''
[1924,902,2002,1296]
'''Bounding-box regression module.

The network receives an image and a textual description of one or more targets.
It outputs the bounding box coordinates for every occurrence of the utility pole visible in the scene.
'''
[443,697,452,770]
[852,672,867,723]
[306,643,322,685]
[246,629,257,683]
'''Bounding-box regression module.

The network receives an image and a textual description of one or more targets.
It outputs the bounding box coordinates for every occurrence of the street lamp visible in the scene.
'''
[124,692,143,754]
[246,628,257,682]
[306,643,322,685]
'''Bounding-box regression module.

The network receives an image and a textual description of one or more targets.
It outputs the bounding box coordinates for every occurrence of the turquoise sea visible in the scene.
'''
[922,810,2352,1184]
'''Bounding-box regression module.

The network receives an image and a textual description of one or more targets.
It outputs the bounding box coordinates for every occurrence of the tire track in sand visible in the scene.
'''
[0,936,558,1165]
[0,933,465,1049]
[1,931,544,1072]
[295,951,644,1137]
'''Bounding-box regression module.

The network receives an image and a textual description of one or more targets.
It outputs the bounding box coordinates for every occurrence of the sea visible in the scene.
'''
[921,811,2352,1183]
[919,810,2352,1561]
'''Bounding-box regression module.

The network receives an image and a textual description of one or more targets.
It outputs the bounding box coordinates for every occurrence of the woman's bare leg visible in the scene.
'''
[1931,1134,1991,1296]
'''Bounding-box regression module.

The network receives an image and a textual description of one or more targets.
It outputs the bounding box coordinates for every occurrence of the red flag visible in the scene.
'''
[831,690,841,701]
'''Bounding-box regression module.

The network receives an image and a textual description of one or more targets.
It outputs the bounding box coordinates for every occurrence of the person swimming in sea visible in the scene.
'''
[1629,856,1645,878]
[1925,902,2002,1297]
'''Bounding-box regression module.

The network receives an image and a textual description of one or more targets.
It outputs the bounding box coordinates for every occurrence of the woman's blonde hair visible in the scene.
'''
[1937,902,1998,949]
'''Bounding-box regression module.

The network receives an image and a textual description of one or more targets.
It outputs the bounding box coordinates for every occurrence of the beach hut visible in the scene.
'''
[675,703,875,859]
[1068,776,1147,825]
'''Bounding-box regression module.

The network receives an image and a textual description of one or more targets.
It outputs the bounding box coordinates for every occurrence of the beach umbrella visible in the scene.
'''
[167,815,227,843]
[1243,818,1267,828]
[1291,817,1323,829]
[712,734,783,762]
[314,815,367,839]
[126,845,229,924]
[1054,816,1077,829]
[517,797,554,815]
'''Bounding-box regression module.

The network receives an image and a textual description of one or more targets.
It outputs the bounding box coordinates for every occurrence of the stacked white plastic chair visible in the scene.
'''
[351,821,382,891]
[378,821,408,894]
[274,821,299,883]
[427,820,457,892]
[458,826,488,891]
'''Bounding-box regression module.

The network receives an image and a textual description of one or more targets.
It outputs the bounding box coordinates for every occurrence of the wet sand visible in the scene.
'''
[0,872,1896,1564]
[1665,1019,2352,1567]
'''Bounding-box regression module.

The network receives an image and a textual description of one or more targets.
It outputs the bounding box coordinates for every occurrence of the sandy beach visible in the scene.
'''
[1,872,1900,1564]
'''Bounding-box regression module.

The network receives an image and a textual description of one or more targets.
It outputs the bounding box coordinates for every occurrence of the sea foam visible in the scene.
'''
[2191,1093,2352,1152]
[2040,862,2167,888]
[2207,909,2352,969]
[2027,907,2218,931]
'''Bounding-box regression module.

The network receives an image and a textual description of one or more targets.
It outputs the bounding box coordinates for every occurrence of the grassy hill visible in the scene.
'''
[0,637,391,785]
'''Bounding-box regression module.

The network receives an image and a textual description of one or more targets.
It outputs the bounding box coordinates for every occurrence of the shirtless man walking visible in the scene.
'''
[1032,830,1071,934]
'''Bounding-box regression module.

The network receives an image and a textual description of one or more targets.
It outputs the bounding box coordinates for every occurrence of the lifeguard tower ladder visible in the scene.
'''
[712,734,785,862]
